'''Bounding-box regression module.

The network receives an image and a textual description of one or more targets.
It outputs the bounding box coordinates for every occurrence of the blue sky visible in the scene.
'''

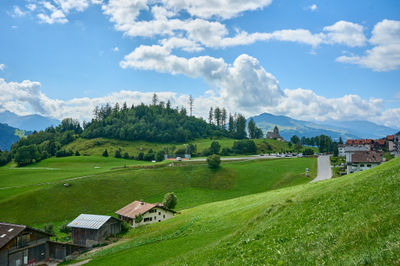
[0,0,399,128]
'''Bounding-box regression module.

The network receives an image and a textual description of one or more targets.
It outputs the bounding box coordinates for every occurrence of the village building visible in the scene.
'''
[394,135,400,157]
[346,151,383,174]
[116,201,176,228]
[386,135,395,152]
[338,144,345,157]
[0,222,83,266]
[67,214,122,247]
[266,126,283,141]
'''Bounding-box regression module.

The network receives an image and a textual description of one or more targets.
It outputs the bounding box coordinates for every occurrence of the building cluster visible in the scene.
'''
[0,200,175,265]
[338,134,400,174]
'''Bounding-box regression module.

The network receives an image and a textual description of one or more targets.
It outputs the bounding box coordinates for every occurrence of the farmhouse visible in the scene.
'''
[347,151,383,174]
[0,222,83,266]
[116,201,176,228]
[67,214,122,247]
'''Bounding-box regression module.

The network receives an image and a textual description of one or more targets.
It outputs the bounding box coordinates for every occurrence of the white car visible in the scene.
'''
[176,157,182,161]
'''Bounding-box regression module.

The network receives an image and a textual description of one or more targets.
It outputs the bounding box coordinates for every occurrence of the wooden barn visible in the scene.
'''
[67,214,122,247]
[0,222,83,266]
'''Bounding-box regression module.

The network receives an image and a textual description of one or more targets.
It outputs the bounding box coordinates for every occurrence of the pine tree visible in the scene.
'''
[189,95,194,116]
[208,107,213,124]
[248,118,256,139]
[214,107,221,128]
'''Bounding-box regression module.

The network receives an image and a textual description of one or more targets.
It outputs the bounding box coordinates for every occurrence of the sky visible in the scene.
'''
[0,0,399,128]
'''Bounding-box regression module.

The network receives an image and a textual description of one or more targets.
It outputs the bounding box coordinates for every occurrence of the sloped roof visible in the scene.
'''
[67,214,115,230]
[0,222,52,249]
[115,201,175,219]
[346,139,373,145]
[352,151,383,163]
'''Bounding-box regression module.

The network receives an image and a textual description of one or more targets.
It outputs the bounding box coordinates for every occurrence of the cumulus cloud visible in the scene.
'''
[337,19,400,71]
[323,20,366,47]
[1,74,398,128]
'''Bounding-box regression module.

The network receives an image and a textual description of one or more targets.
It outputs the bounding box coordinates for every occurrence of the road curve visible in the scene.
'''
[311,155,332,182]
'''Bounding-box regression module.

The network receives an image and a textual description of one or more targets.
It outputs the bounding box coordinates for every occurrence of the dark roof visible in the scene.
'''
[116,201,176,219]
[346,139,373,145]
[0,223,52,249]
[352,151,383,163]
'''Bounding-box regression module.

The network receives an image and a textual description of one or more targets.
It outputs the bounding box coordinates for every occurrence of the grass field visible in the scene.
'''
[0,157,316,230]
[0,156,161,188]
[78,157,400,265]
[64,137,299,157]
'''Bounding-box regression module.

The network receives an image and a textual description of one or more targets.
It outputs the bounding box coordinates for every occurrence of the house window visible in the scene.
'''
[144,218,150,222]
[163,215,165,218]
[158,212,161,215]
[367,164,371,167]
[154,216,156,220]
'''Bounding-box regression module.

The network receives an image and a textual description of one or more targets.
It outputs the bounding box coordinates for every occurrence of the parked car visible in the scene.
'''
[176,157,182,161]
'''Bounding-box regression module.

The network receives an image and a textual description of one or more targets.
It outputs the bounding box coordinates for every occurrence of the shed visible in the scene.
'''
[67,214,122,247]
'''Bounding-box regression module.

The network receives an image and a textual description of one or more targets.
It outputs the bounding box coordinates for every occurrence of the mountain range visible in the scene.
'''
[0,123,30,151]
[249,113,398,140]
[0,111,60,132]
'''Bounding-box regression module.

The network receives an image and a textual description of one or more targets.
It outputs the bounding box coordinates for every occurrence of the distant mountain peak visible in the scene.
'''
[0,110,60,132]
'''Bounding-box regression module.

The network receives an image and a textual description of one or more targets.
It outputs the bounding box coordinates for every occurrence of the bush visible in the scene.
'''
[210,141,221,154]
[220,147,232,156]
[75,150,80,156]
[144,153,155,161]
[202,148,212,156]
[163,192,178,209]
[232,140,257,154]
[303,148,314,156]
[207,154,221,169]
[59,222,71,234]
[114,149,121,158]
[123,152,130,159]
[43,223,55,235]
[156,151,165,162]
[102,149,109,157]
[121,221,131,233]
[137,152,144,161]
[55,149,73,157]
[135,214,143,224]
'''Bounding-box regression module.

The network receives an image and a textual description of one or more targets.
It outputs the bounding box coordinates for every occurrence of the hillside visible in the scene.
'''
[0,157,316,226]
[0,110,60,131]
[250,112,397,140]
[0,122,28,151]
[63,137,295,157]
[79,157,400,265]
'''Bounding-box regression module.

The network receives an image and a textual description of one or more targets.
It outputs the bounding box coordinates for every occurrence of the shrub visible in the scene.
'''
[303,148,314,156]
[59,222,71,234]
[123,152,130,159]
[156,151,165,162]
[135,214,143,224]
[232,140,257,154]
[220,147,232,156]
[114,149,121,158]
[75,150,80,156]
[121,221,131,233]
[163,192,178,209]
[144,153,155,161]
[43,223,55,235]
[102,149,109,157]
[137,152,144,161]
[207,154,221,169]
[210,141,221,154]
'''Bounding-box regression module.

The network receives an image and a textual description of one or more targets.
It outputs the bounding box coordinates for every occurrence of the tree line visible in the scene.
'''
[7,99,265,167]
[290,134,342,155]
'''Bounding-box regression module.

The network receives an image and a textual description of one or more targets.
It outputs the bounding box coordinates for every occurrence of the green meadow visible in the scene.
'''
[80,157,400,265]
[0,157,316,229]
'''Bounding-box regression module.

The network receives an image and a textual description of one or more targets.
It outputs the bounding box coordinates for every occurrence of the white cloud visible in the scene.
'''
[113,46,119,52]
[0,64,5,71]
[26,3,37,11]
[37,2,69,24]
[162,0,272,19]
[54,0,90,12]
[336,19,400,71]
[12,6,27,17]
[308,4,317,11]
[323,20,366,47]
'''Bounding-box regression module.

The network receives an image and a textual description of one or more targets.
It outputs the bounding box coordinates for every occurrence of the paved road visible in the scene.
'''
[311,155,332,182]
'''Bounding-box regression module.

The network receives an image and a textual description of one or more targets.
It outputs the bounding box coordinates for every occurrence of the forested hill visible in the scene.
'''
[82,102,225,142]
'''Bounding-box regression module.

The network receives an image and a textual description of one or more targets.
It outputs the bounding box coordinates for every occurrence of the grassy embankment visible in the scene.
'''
[0,157,316,233]
[64,137,300,156]
[78,157,400,265]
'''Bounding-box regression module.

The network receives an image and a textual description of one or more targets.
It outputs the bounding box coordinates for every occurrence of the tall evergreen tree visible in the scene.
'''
[152,93,158,106]
[189,95,194,117]
[248,118,256,139]
[228,114,234,137]
[214,107,221,128]
[235,114,247,139]
[221,108,227,129]
[209,107,214,124]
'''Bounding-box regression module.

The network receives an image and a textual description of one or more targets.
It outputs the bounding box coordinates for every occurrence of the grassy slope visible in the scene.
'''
[0,156,160,188]
[64,137,296,156]
[0,158,316,229]
[84,157,400,265]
